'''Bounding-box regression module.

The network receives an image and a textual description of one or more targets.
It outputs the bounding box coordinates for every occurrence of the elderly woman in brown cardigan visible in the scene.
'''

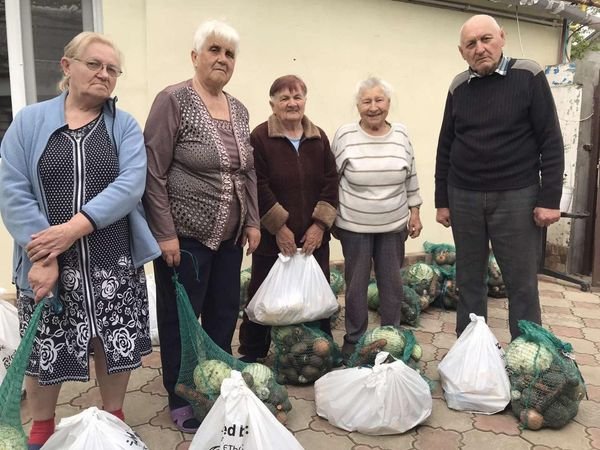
[238,74,338,362]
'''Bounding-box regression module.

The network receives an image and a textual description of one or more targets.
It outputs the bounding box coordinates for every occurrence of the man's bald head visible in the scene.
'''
[458,14,505,76]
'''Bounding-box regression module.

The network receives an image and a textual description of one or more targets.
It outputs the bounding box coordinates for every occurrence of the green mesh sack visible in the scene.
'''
[239,267,252,317]
[346,326,423,368]
[400,285,421,326]
[0,299,49,449]
[366,281,380,311]
[487,253,506,299]
[173,274,292,424]
[271,324,341,385]
[329,267,344,296]
[423,241,456,278]
[402,263,440,309]
[506,320,586,430]
[440,278,459,310]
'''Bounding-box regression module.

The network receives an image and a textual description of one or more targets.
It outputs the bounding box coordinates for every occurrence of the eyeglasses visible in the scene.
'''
[72,58,123,78]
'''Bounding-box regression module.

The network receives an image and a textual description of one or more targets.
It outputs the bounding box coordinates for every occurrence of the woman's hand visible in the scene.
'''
[408,208,423,238]
[301,223,324,255]
[276,225,296,256]
[26,213,93,262]
[159,238,181,267]
[28,259,59,303]
[242,226,261,255]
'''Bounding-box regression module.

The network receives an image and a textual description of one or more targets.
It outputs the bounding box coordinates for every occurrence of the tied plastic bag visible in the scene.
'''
[438,313,510,414]
[190,371,303,450]
[41,407,147,449]
[245,251,338,325]
[145,273,160,346]
[315,352,432,435]
[0,300,21,387]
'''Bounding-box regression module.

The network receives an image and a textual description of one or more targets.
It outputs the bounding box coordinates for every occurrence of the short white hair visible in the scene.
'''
[192,19,240,53]
[355,76,393,104]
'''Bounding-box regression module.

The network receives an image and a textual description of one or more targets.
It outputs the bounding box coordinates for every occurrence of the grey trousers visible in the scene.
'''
[337,228,407,345]
[448,184,542,340]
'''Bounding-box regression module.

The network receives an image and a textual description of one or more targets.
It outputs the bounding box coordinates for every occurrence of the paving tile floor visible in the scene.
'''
[18,276,600,450]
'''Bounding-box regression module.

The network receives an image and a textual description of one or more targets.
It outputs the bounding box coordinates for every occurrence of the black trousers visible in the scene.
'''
[238,246,332,359]
[154,237,242,409]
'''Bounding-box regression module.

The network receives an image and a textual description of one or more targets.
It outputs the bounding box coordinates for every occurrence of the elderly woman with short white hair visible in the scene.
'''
[143,20,260,433]
[332,77,423,363]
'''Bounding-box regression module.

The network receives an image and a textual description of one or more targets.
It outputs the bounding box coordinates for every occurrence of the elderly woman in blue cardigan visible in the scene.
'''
[0,32,159,449]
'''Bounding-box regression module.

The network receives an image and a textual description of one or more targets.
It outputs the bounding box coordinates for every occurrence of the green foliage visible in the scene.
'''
[570,10,600,61]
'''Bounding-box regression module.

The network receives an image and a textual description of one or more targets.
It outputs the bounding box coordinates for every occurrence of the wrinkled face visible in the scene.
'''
[62,42,120,100]
[270,88,306,124]
[192,35,236,89]
[459,17,505,76]
[357,86,390,129]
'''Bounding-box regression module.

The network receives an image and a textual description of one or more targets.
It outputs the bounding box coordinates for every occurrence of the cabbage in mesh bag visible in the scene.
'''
[487,253,507,298]
[506,320,586,430]
[346,326,423,369]
[173,274,292,424]
[271,324,341,385]
[401,263,440,310]
[423,241,456,278]
[401,285,421,326]
[329,267,344,296]
[239,267,252,317]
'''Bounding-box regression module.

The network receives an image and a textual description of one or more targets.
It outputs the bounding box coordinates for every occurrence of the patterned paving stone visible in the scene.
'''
[352,446,384,450]
[567,292,599,303]
[472,411,521,435]
[441,322,455,334]
[413,426,462,450]
[286,398,315,432]
[294,428,356,450]
[413,330,434,344]
[309,415,351,436]
[141,351,162,369]
[70,385,103,409]
[583,327,600,342]
[574,400,600,428]
[141,374,168,396]
[487,317,508,329]
[585,385,600,402]
[462,429,531,449]
[573,301,600,310]
[573,308,600,319]
[548,325,584,339]
[543,306,573,315]
[124,390,172,428]
[538,279,566,291]
[521,420,592,450]
[563,337,599,355]
[418,317,444,333]
[56,378,96,405]
[133,423,184,450]
[435,347,449,361]
[287,383,316,401]
[420,343,437,363]
[488,308,509,320]
[348,429,416,450]
[175,441,191,450]
[583,318,600,328]
[128,367,160,392]
[574,353,600,366]
[148,405,181,432]
[432,332,456,350]
[539,290,566,299]
[588,427,600,450]
[422,398,474,432]
[581,365,600,386]
[541,313,583,328]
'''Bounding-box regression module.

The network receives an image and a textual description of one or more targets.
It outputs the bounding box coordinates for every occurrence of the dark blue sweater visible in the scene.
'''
[435,58,564,209]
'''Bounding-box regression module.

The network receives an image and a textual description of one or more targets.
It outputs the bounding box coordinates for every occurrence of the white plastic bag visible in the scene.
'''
[145,273,160,345]
[245,251,338,325]
[0,299,21,387]
[190,371,303,450]
[315,352,432,435]
[438,313,510,414]
[41,407,148,450]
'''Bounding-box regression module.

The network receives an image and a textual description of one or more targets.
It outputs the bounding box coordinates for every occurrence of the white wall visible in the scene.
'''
[0,0,563,290]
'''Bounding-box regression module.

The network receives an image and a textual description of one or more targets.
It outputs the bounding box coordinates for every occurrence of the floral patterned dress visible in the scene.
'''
[17,115,151,385]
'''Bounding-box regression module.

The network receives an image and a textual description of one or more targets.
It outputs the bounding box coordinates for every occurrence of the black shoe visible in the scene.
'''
[238,354,258,363]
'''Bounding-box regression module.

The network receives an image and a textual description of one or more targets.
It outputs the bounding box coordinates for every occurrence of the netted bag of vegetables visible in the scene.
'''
[346,326,423,369]
[506,321,586,430]
[239,267,252,317]
[487,253,506,298]
[0,299,49,450]
[423,241,456,278]
[440,276,459,310]
[330,267,345,296]
[173,274,292,424]
[400,286,421,326]
[271,324,342,385]
[401,263,440,310]
[367,281,380,311]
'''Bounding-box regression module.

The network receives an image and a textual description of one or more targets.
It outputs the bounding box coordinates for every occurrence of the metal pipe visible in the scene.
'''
[492,0,600,30]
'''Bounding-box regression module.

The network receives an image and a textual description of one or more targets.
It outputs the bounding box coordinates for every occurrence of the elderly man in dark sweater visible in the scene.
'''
[434,14,564,340]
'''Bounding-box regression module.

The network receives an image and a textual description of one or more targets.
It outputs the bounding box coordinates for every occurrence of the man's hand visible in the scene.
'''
[301,223,324,255]
[408,208,423,238]
[276,225,296,256]
[534,207,561,227]
[28,259,59,303]
[159,238,180,267]
[241,226,261,255]
[436,208,451,228]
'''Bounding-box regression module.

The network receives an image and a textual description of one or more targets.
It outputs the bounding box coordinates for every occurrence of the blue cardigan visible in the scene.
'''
[0,91,160,296]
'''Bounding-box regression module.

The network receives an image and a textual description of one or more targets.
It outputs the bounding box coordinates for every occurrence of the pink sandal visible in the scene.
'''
[170,405,200,433]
